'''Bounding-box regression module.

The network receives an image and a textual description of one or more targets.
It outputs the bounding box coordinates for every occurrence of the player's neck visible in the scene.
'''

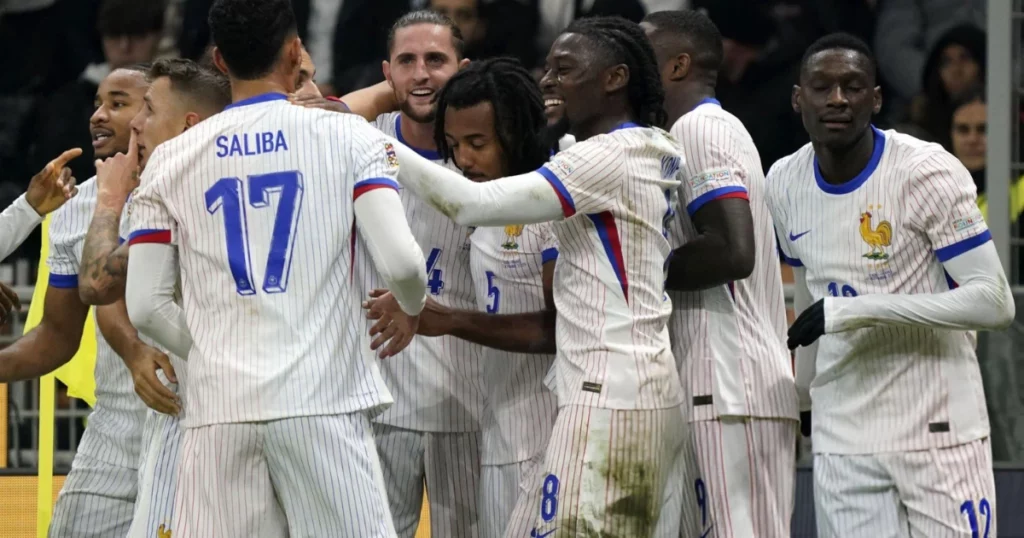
[666,83,714,127]
[398,112,437,151]
[815,129,876,185]
[230,79,291,104]
[576,110,633,142]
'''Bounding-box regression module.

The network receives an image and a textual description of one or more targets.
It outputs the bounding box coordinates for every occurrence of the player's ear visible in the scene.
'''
[458,58,470,70]
[872,86,882,115]
[213,47,229,77]
[183,112,201,130]
[605,64,629,94]
[791,85,801,114]
[382,60,393,88]
[669,53,690,82]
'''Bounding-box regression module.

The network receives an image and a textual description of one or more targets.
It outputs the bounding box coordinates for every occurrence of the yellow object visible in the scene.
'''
[978,175,1024,224]
[0,475,65,536]
[28,215,99,538]
[859,211,893,260]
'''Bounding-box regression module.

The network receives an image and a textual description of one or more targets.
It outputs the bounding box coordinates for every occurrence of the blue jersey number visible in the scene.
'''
[961,498,992,538]
[827,281,858,297]
[695,478,708,528]
[539,474,560,522]
[425,248,445,295]
[485,270,500,313]
[205,171,304,296]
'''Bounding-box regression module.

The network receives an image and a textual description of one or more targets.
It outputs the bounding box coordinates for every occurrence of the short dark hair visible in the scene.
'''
[433,57,549,175]
[800,33,877,81]
[565,16,668,129]
[951,85,986,112]
[642,10,723,72]
[387,10,466,59]
[97,0,167,37]
[119,63,153,75]
[208,0,298,80]
[149,58,232,112]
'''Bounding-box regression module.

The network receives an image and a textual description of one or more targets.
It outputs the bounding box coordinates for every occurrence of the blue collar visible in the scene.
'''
[610,121,642,132]
[395,116,441,160]
[692,97,721,111]
[224,92,288,111]
[814,126,886,195]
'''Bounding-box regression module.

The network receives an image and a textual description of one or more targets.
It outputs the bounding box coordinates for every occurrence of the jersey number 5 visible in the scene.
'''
[206,171,304,296]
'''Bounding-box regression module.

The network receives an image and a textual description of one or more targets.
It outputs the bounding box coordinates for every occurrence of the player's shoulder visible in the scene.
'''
[49,176,96,241]
[881,128,959,172]
[766,141,815,184]
[370,111,401,135]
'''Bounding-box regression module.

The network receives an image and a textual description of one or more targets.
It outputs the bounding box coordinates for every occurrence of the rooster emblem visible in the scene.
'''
[502,224,524,250]
[859,211,892,260]
[157,524,172,538]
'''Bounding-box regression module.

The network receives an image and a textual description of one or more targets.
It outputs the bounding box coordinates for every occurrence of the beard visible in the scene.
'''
[398,98,436,124]
[541,115,571,153]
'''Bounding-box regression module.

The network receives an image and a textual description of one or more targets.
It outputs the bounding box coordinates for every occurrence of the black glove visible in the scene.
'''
[799,410,812,437]
[788,299,825,350]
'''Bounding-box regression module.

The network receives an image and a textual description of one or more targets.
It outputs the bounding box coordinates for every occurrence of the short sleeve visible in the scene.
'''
[765,161,802,267]
[534,222,559,263]
[536,140,624,217]
[46,207,81,288]
[673,114,749,216]
[127,158,178,247]
[349,119,401,201]
[118,191,136,245]
[907,151,991,262]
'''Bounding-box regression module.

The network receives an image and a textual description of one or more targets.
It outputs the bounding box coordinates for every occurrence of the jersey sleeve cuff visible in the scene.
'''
[353,177,400,201]
[48,273,78,288]
[128,229,173,246]
[542,247,559,264]
[325,96,351,111]
[935,230,992,262]
[686,186,749,216]
[536,166,576,218]
[777,242,802,267]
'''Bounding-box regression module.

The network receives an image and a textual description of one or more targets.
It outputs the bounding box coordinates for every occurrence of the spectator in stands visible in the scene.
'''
[912,24,986,151]
[949,89,1024,224]
[27,0,165,190]
[430,0,538,67]
[874,0,985,122]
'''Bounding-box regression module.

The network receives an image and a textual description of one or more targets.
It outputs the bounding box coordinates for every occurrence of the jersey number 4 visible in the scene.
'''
[425,248,445,295]
[206,171,304,296]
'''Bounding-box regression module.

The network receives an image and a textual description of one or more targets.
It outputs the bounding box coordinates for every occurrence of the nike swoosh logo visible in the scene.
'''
[531,529,556,538]
[700,525,714,538]
[789,230,810,241]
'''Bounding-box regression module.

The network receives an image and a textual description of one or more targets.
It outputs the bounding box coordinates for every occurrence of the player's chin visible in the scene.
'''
[400,101,436,124]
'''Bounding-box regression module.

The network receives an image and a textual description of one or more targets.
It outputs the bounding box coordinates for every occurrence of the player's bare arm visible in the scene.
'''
[289,80,394,119]
[96,299,180,415]
[79,133,141,305]
[665,197,755,291]
[365,260,557,357]
[0,286,89,382]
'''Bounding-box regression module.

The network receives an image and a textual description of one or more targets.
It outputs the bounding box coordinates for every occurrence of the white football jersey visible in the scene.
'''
[357,112,486,432]
[539,123,684,410]
[47,177,146,468]
[666,99,798,421]
[469,222,557,465]
[767,127,991,454]
[128,93,398,427]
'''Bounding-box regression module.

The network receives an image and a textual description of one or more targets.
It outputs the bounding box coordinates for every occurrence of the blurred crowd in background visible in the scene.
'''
[0,0,1007,267]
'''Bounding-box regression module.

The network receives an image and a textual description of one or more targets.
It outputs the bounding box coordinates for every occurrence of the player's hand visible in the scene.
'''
[94,131,140,209]
[126,343,180,416]
[287,93,351,114]
[0,282,21,325]
[788,299,825,350]
[25,148,82,216]
[363,290,421,358]
[364,289,449,337]
[799,410,812,437]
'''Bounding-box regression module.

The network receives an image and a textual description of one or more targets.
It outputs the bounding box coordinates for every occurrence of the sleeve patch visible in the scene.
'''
[689,168,731,190]
[549,159,575,177]
[952,209,985,233]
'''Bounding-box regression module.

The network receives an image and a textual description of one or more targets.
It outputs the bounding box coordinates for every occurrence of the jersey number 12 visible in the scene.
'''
[206,171,304,296]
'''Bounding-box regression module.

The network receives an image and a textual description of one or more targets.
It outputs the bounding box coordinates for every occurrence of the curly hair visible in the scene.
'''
[564,16,668,128]
[433,57,549,175]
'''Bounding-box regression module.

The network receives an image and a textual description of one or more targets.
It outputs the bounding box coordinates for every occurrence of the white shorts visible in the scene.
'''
[174,413,396,538]
[691,417,797,538]
[814,437,996,538]
[480,456,543,538]
[127,409,183,538]
[373,424,481,538]
[520,405,703,538]
[48,452,137,538]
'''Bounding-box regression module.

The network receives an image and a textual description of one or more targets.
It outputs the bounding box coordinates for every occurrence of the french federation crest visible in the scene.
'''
[502,224,524,250]
[859,206,892,260]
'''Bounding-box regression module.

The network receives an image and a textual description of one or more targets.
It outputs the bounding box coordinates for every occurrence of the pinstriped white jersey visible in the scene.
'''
[47,177,146,468]
[666,100,798,421]
[359,112,485,432]
[469,223,557,465]
[766,128,991,453]
[127,93,398,428]
[538,123,685,409]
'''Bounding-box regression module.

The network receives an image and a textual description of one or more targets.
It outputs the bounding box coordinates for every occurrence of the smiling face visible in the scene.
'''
[443,101,506,182]
[794,48,881,150]
[384,23,463,124]
[539,32,608,136]
[90,69,149,159]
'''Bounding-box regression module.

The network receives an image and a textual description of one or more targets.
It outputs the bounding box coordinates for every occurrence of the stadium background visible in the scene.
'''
[0,0,1021,536]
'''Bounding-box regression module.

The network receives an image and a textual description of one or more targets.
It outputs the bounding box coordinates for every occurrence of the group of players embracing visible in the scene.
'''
[0,0,1011,537]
